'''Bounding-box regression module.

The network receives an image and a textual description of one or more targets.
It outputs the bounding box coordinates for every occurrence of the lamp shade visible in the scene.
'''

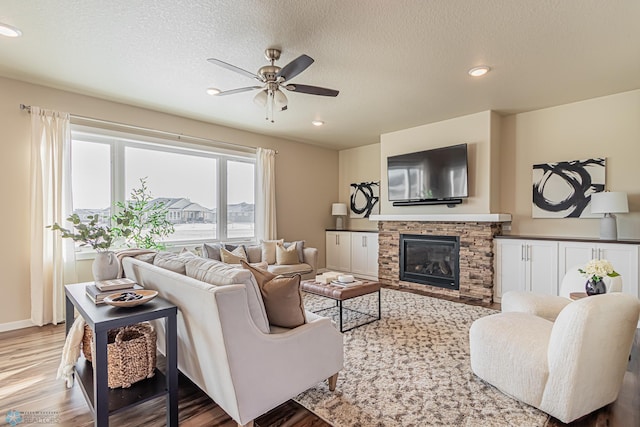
[331,203,347,216]
[591,191,629,214]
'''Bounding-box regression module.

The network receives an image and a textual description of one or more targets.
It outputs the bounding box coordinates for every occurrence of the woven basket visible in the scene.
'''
[82,322,157,389]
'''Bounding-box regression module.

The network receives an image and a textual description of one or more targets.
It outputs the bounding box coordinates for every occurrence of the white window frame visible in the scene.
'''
[70,124,257,248]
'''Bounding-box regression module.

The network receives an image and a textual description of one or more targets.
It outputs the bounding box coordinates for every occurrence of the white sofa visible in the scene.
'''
[122,255,343,427]
[470,292,640,423]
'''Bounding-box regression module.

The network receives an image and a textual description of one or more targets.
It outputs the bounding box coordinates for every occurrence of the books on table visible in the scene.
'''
[94,277,137,292]
[85,283,142,305]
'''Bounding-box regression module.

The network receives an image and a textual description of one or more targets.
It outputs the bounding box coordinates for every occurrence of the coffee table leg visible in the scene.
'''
[339,300,344,333]
[378,289,381,320]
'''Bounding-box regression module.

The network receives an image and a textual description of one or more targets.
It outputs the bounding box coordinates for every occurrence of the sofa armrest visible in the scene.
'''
[302,247,318,274]
[501,291,571,322]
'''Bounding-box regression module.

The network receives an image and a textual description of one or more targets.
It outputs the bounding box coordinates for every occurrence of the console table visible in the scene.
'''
[65,282,178,427]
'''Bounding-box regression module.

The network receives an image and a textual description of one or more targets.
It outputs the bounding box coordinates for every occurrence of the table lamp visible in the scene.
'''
[331,203,347,230]
[590,191,628,240]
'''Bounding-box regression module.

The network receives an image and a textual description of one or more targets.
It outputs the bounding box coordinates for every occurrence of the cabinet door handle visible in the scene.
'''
[363,236,367,247]
[527,245,531,261]
[591,248,596,259]
[521,245,525,261]
[598,248,603,260]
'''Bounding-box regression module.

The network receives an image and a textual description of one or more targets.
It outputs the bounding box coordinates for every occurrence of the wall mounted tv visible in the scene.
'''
[387,143,468,206]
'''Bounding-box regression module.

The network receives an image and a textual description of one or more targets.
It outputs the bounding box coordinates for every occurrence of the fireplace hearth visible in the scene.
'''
[400,234,460,290]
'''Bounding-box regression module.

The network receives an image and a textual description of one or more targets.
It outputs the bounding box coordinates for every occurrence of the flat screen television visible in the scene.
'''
[387,143,468,202]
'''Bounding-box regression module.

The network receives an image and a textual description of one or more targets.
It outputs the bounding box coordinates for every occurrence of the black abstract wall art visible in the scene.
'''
[350,181,380,218]
[532,158,605,218]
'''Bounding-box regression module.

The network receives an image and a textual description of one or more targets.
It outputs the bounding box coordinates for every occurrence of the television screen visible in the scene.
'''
[387,143,468,201]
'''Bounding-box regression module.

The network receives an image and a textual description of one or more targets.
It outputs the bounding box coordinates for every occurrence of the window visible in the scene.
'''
[70,125,256,246]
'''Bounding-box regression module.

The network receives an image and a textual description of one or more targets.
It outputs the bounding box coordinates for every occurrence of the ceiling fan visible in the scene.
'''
[207,48,339,122]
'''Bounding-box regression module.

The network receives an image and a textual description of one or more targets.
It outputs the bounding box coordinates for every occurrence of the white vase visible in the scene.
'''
[92,251,120,281]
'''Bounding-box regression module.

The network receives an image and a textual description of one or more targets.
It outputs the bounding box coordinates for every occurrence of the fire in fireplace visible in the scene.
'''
[399,234,460,290]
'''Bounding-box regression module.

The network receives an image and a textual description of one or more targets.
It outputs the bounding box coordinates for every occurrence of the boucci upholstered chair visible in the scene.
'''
[469,292,640,423]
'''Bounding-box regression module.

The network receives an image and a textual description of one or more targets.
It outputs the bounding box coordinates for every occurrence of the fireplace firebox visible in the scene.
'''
[399,234,460,290]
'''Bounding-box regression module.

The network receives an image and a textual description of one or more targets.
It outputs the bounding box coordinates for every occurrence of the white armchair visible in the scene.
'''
[470,292,640,423]
[501,266,623,321]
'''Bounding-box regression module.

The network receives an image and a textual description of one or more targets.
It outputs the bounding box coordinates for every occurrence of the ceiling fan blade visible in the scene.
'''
[275,54,314,81]
[284,84,339,97]
[207,58,262,81]
[216,86,263,96]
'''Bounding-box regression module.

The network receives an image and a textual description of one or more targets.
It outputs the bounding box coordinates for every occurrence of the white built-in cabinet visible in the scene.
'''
[350,232,379,278]
[494,239,558,302]
[325,231,352,272]
[495,237,640,302]
[557,242,639,299]
[325,230,378,279]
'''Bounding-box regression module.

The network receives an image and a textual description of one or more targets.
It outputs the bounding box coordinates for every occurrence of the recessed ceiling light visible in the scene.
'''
[468,66,491,77]
[0,23,22,38]
[206,87,221,95]
[312,120,324,127]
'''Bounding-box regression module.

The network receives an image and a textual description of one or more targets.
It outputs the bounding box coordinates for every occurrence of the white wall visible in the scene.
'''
[500,89,640,239]
[379,110,501,214]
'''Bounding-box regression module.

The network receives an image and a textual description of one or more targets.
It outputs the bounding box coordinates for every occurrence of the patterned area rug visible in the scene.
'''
[295,288,549,427]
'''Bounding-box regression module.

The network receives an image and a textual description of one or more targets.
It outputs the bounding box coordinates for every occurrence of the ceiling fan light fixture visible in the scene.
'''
[206,87,221,95]
[312,120,324,126]
[274,89,288,109]
[253,89,268,107]
[0,22,22,37]
[468,65,491,77]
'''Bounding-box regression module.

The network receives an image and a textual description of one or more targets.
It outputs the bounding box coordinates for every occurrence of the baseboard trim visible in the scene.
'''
[0,319,35,333]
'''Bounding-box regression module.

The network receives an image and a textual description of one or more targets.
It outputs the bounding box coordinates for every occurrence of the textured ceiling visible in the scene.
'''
[1,0,639,150]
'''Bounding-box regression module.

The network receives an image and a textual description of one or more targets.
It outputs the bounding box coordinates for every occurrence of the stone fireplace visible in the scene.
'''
[377,218,504,306]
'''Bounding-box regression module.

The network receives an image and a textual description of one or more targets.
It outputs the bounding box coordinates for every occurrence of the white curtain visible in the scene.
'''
[29,106,77,326]
[255,147,277,240]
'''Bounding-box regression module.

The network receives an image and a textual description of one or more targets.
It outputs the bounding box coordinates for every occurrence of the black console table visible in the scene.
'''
[65,282,178,427]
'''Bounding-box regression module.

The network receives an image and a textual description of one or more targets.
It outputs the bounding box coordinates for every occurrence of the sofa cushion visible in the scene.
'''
[276,242,299,265]
[268,263,313,276]
[201,243,223,261]
[185,257,270,333]
[283,240,305,263]
[153,251,194,274]
[241,260,306,328]
[220,246,248,264]
[260,239,284,265]
[244,244,262,263]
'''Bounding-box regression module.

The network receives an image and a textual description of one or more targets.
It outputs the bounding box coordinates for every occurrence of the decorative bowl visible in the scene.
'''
[104,290,158,307]
[337,274,355,283]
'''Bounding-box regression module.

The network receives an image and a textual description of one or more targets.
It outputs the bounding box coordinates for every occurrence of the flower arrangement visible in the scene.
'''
[578,259,620,283]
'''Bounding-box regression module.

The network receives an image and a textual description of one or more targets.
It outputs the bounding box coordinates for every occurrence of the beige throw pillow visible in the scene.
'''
[276,242,299,265]
[240,260,306,328]
[260,239,284,264]
[220,246,248,264]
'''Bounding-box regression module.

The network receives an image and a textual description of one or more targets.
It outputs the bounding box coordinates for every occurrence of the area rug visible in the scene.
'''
[295,288,549,427]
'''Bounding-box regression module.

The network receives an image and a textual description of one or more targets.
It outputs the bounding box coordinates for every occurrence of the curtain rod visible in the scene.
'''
[19,104,276,154]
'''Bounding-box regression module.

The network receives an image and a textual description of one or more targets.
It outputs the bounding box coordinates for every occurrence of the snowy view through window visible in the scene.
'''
[71,137,255,246]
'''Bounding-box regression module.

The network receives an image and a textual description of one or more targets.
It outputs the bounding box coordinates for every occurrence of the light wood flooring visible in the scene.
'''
[1,322,638,426]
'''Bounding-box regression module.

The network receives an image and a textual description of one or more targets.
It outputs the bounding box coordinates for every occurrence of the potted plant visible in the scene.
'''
[49,213,119,281]
[111,177,175,250]
[578,259,620,295]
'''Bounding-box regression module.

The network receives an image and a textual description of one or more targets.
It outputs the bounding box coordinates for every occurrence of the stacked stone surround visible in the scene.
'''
[378,221,502,306]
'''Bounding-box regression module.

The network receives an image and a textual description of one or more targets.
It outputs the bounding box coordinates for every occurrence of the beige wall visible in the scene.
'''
[500,89,640,239]
[0,77,338,326]
[379,110,501,214]
[338,143,381,231]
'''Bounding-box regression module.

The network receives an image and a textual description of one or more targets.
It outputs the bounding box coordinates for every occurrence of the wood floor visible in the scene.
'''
[1,323,638,426]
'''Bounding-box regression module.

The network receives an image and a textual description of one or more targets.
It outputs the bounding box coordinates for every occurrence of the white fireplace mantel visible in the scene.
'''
[369,213,512,223]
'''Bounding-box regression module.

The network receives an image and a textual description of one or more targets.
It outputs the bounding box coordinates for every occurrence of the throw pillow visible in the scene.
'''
[276,242,299,265]
[220,246,248,264]
[283,240,305,263]
[240,260,306,328]
[260,239,284,264]
[244,244,263,263]
[201,243,223,261]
